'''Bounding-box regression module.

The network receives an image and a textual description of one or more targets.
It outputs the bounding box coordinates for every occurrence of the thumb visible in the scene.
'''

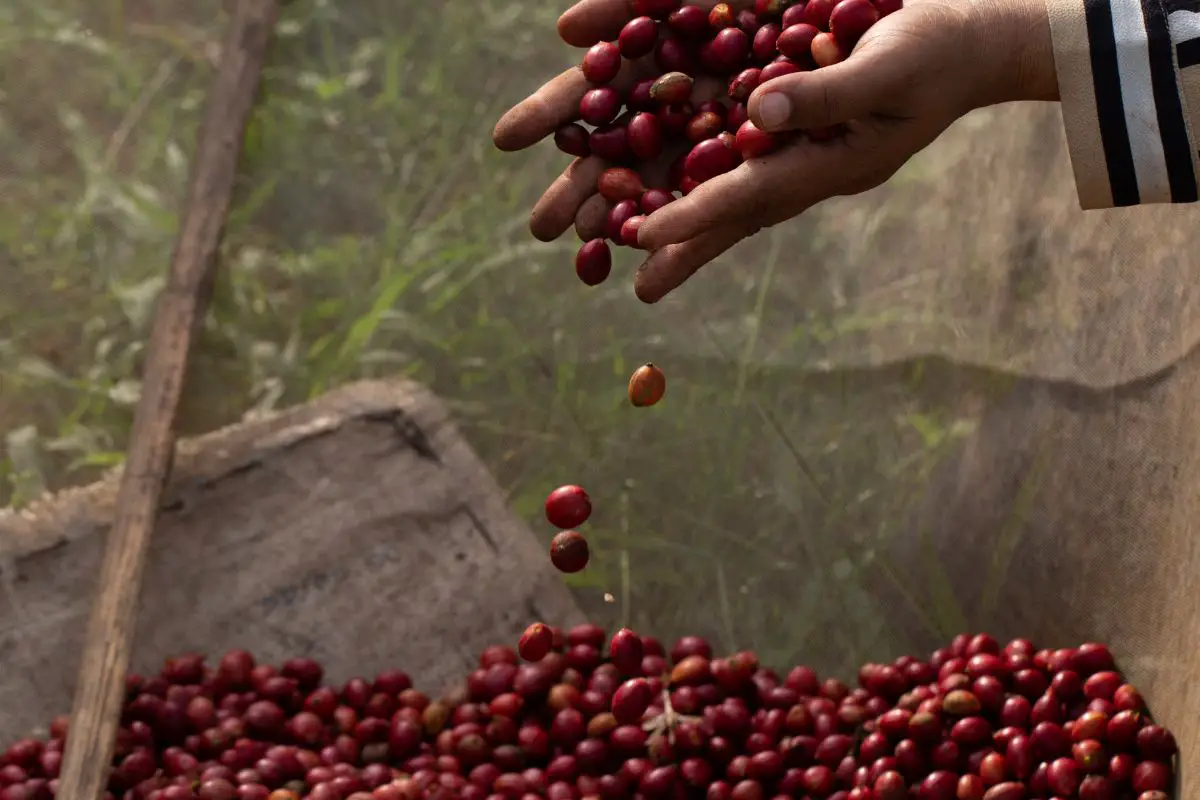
[748,56,890,132]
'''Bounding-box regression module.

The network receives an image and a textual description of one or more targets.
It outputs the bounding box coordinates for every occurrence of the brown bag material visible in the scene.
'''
[8,1,1200,788]
[639,102,1200,389]
[867,358,1200,780]
[0,380,584,744]
[521,101,1200,784]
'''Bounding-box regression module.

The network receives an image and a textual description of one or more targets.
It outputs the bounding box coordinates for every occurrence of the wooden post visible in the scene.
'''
[54,1,280,797]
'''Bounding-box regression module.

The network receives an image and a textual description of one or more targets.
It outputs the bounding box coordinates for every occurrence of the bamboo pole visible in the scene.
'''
[55,2,280,797]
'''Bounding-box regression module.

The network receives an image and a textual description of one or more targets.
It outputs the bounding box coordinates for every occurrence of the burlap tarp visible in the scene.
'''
[521,99,1200,784]
[643,101,1200,388]
[0,379,585,744]
[6,0,1200,790]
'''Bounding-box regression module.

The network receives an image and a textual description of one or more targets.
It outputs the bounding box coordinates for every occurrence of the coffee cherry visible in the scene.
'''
[549,530,590,573]
[628,363,667,407]
[545,484,592,529]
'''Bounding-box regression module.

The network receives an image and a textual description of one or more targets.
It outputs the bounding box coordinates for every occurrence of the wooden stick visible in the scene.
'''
[56,2,280,797]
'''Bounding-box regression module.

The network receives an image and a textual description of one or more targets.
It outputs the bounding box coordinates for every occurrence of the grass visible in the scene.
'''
[0,0,1033,677]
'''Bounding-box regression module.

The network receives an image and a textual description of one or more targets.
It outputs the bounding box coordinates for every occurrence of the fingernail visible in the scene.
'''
[757,93,791,131]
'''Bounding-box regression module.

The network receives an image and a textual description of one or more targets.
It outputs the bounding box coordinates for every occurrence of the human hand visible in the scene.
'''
[492,0,745,248]
[634,0,1057,300]
[493,0,1057,303]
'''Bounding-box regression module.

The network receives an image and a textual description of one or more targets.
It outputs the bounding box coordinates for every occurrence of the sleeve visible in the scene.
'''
[1045,0,1200,208]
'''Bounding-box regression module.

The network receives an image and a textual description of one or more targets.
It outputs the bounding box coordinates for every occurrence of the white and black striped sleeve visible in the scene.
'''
[1047,0,1200,208]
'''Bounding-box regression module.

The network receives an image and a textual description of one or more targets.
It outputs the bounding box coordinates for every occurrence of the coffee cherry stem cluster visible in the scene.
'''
[640,687,703,749]
[566,0,899,288]
[0,632,1179,800]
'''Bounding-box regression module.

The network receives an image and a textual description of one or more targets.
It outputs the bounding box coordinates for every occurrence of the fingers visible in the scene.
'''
[557,0,633,47]
[633,219,757,303]
[637,142,827,249]
[494,58,644,152]
[493,67,588,152]
[575,193,611,240]
[562,146,681,241]
[536,131,692,242]
[748,49,897,132]
[494,3,747,152]
[531,157,608,242]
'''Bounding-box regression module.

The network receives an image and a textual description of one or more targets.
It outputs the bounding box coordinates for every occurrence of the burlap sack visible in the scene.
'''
[648,98,1200,785]
[0,380,585,744]
[644,101,1200,388]
[515,99,1200,786]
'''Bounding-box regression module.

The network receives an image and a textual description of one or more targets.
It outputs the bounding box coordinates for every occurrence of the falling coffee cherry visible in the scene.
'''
[545,484,592,529]
[549,530,590,574]
[518,622,554,662]
[628,363,666,407]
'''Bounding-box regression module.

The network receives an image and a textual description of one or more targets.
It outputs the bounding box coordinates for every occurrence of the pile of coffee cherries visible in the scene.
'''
[2,631,1176,800]
[561,0,900,287]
